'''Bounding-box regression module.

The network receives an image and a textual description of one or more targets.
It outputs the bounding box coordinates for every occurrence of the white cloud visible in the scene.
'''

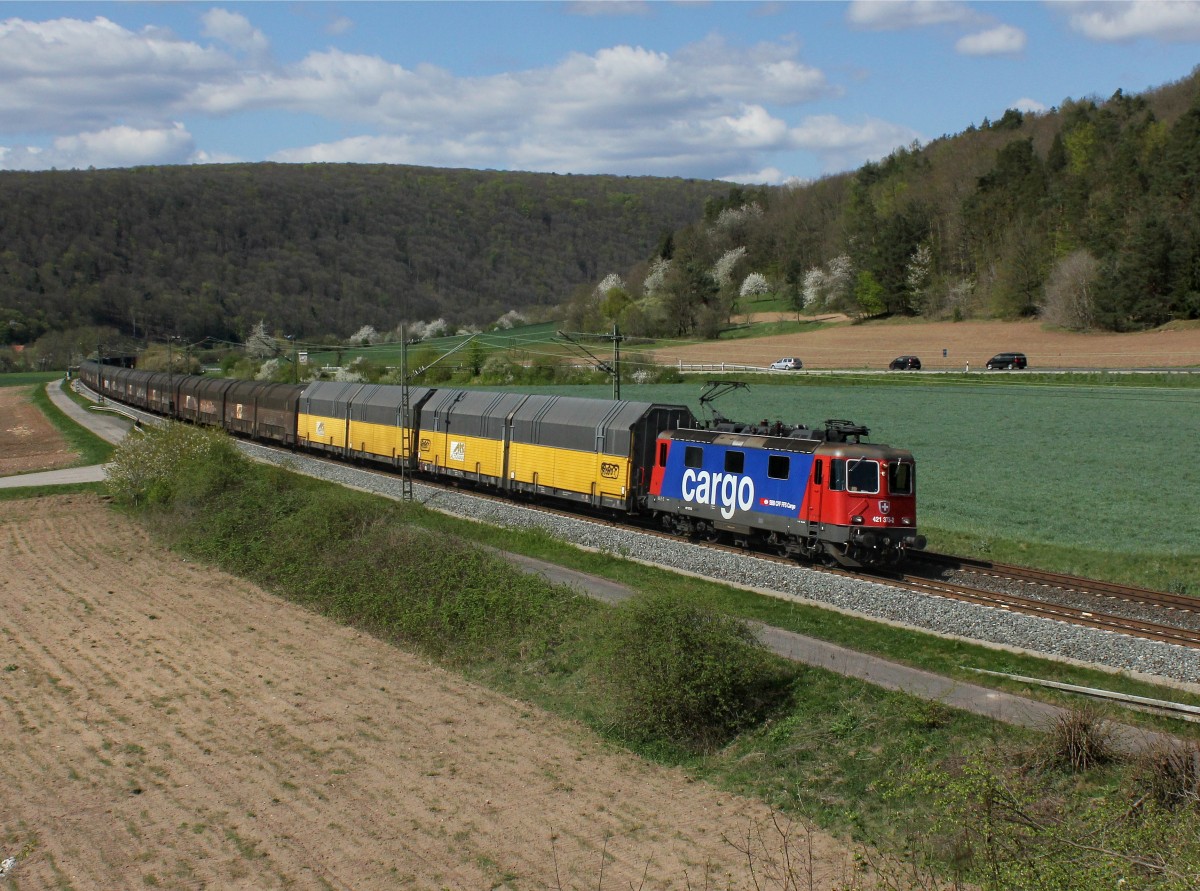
[326,16,354,37]
[0,16,232,133]
[722,166,786,185]
[192,37,833,129]
[787,115,922,173]
[1062,0,1200,42]
[847,0,980,30]
[956,24,1027,56]
[0,123,196,170]
[1012,97,1047,114]
[201,8,270,57]
[194,36,840,179]
[0,12,868,179]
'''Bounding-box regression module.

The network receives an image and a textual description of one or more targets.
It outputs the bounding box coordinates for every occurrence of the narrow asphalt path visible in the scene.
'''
[48,377,135,445]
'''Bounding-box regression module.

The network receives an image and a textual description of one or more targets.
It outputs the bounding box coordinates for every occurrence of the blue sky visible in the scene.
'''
[2,1,1199,183]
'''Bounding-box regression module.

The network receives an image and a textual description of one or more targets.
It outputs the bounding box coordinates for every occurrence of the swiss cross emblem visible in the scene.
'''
[879,501,890,514]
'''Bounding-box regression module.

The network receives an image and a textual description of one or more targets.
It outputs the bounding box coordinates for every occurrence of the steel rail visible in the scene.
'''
[915,550,1198,613]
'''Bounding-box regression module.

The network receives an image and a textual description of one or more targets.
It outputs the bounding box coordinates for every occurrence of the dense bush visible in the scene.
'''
[597,590,790,751]
[104,422,248,507]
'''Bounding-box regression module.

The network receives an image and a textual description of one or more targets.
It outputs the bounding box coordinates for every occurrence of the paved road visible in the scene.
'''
[7,378,1187,753]
[0,464,108,489]
[48,377,135,445]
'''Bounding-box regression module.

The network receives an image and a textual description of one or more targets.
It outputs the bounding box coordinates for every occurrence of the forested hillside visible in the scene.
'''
[6,69,1200,358]
[0,163,728,344]
[569,69,1200,336]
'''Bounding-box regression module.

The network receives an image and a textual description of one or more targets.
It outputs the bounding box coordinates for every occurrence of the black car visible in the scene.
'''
[986,352,1028,370]
[888,355,921,370]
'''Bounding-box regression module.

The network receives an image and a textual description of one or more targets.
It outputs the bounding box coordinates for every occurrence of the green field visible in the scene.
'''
[302,321,564,367]
[475,377,1200,589]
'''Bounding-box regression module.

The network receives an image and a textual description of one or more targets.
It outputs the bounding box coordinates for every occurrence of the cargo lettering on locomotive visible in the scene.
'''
[680,468,754,520]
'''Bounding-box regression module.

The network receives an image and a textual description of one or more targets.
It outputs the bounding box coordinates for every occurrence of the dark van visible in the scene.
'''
[888,355,921,370]
[986,352,1027,370]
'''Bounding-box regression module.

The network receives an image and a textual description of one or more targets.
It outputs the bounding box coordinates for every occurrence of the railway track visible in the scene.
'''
[915,551,1198,615]
[889,571,1200,650]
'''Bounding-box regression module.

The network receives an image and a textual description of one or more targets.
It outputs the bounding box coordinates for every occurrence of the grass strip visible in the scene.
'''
[29,382,115,466]
[0,482,106,501]
[0,371,60,388]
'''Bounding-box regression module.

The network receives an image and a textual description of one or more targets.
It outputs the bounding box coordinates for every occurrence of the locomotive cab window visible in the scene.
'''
[767,455,790,480]
[814,459,823,485]
[725,451,745,474]
[685,446,703,469]
[658,442,668,466]
[830,459,844,491]
[888,461,914,495]
[847,459,880,494]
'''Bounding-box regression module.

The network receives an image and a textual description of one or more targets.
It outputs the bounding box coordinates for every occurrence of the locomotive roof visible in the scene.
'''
[664,428,821,454]
[666,427,912,459]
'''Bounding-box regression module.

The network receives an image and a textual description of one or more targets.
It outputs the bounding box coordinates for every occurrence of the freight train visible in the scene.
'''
[78,360,924,567]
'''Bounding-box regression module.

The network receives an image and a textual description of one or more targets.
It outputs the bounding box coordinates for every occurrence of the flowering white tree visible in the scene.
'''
[801,255,854,310]
[711,202,764,234]
[104,423,243,507]
[827,255,853,299]
[245,320,275,359]
[351,325,381,346]
[739,272,770,299]
[493,310,527,330]
[594,272,626,298]
[801,268,825,308]
[643,257,670,295]
[711,247,747,289]
[905,243,933,313]
[405,318,451,341]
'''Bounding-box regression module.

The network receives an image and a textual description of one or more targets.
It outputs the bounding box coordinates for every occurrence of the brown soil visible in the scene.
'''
[0,385,76,474]
[654,318,1200,370]
[0,496,859,889]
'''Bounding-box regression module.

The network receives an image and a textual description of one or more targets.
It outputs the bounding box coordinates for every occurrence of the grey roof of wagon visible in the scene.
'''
[421,389,532,439]
[299,381,368,417]
[509,394,691,455]
[346,384,435,425]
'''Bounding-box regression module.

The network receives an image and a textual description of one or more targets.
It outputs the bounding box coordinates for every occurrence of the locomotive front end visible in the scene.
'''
[817,445,925,567]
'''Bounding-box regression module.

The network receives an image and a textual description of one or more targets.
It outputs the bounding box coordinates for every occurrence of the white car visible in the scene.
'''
[769,357,803,370]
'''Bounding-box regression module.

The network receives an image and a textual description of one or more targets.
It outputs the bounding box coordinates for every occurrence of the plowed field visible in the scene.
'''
[0,496,857,889]
[0,385,75,475]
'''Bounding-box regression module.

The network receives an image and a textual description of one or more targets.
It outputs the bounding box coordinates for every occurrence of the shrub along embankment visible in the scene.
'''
[104,424,1200,891]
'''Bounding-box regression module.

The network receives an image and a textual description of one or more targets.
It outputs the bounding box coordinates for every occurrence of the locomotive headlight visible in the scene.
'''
[901,517,912,525]
[851,515,864,525]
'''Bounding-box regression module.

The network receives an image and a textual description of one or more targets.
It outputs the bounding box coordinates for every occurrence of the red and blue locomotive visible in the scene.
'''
[648,416,922,567]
